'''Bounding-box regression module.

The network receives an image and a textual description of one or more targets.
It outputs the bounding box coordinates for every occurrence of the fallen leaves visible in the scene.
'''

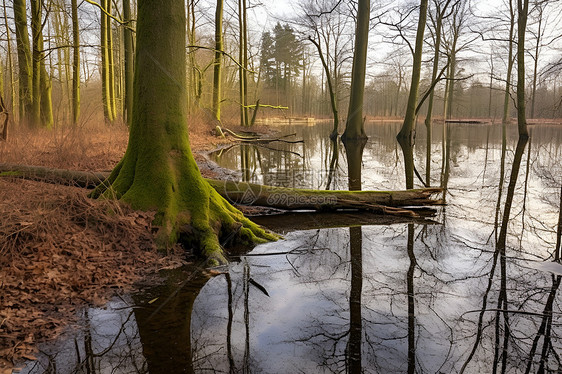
[0,179,190,368]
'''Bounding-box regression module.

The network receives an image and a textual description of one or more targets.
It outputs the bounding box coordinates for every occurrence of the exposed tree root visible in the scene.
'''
[86,151,276,266]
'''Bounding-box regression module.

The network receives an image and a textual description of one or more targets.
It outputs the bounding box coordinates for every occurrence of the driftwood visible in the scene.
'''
[0,163,443,217]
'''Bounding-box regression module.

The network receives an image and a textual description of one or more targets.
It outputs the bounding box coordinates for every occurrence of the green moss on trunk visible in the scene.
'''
[91,0,276,265]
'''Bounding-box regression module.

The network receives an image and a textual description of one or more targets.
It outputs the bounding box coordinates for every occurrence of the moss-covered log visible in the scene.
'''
[0,163,443,213]
[209,180,443,211]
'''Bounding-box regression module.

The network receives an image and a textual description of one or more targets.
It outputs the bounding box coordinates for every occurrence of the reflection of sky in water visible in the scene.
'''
[190,220,561,372]
[20,123,562,373]
[200,122,562,373]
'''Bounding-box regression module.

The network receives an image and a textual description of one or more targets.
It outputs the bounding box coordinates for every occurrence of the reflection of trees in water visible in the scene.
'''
[459,137,562,373]
[24,301,147,374]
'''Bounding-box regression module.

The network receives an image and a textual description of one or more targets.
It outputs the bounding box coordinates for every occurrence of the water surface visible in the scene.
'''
[22,121,562,373]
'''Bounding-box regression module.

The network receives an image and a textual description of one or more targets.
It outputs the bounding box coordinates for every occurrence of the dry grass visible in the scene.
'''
[0,111,229,172]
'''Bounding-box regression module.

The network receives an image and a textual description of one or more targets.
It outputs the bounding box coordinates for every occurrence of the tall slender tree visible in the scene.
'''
[3,0,15,118]
[517,0,529,137]
[397,0,429,142]
[212,0,224,122]
[397,0,429,190]
[502,0,516,125]
[71,0,80,124]
[31,0,53,128]
[100,0,116,122]
[123,0,134,127]
[13,0,32,125]
[341,0,370,141]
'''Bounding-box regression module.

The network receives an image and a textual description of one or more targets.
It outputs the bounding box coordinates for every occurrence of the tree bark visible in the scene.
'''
[3,0,16,120]
[212,0,223,122]
[398,0,429,142]
[530,10,542,119]
[88,0,275,264]
[341,0,370,141]
[502,0,515,125]
[516,0,529,137]
[100,0,115,123]
[308,35,339,139]
[30,0,42,127]
[123,0,133,127]
[71,0,81,125]
[14,0,33,126]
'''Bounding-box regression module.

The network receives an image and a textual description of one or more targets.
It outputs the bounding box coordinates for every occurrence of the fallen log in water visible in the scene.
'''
[0,163,444,216]
[207,179,443,216]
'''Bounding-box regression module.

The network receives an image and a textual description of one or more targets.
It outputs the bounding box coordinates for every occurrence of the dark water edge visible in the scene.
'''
[20,121,562,373]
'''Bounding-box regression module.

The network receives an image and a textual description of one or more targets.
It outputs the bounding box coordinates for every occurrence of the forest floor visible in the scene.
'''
[0,113,263,372]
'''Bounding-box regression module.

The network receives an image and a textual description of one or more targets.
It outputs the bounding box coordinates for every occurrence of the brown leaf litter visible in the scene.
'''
[0,179,190,369]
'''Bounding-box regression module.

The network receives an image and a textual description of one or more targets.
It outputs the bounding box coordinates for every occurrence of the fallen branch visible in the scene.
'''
[220,127,304,144]
[0,163,444,216]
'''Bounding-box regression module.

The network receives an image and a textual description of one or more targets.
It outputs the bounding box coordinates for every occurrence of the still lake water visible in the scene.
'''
[22,121,562,373]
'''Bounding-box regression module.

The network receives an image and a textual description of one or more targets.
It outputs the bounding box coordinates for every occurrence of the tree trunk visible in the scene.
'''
[212,0,223,122]
[14,0,33,126]
[71,0,81,125]
[530,6,543,119]
[398,0,428,142]
[3,0,16,120]
[100,0,114,123]
[341,0,369,141]
[308,35,339,139]
[502,0,515,125]
[242,0,249,126]
[107,0,117,121]
[88,0,275,264]
[554,185,562,261]
[516,0,529,138]
[123,0,133,127]
[30,0,53,128]
[238,0,247,127]
[30,0,42,127]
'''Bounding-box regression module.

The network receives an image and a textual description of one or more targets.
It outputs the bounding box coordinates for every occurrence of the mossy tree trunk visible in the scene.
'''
[91,0,275,265]
[341,0,369,141]
[30,0,41,127]
[31,0,53,128]
[212,0,223,122]
[3,0,16,120]
[100,0,116,123]
[123,0,134,127]
[71,0,80,125]
[237,0,249,127]
[14,0,32,126]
